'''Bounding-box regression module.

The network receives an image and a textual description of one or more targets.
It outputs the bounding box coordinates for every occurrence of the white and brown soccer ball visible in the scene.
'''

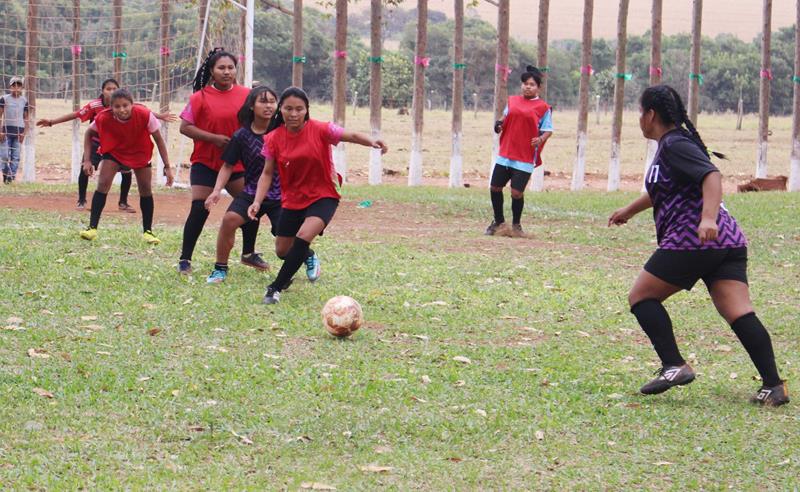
[321,296,363,338]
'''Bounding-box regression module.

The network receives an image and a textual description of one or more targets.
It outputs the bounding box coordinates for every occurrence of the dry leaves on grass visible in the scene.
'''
[230,430,253,445]
[360,465,393,473]
[27,348,50,359]
[453,356,472,364]
[32,387,54,399]
[535,430,545,441]
[300,482,336,490]
[80,315,98,321]
[147,328,162,336]
[7,316,23,324]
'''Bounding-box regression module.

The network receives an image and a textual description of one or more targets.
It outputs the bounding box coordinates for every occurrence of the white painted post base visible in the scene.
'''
[571,131,587,191]
[756,140,768,178]
[22,131,35,182]
[408,132,423,186]
[71,119,81,183]
[333,142,346,182]
[529,165,544,191]
[449,131,463,188]
[607,141,621,191]
[368,127,382,185]
[790,139,800,191]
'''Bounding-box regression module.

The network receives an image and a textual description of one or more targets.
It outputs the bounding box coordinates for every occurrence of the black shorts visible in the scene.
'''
[490,163,531,192]
[190,162,245,188]
[87,140,102,168]
[276,198,339,237]
[227,193,282,236]
[644,247,748,291]
[100,153,148,173]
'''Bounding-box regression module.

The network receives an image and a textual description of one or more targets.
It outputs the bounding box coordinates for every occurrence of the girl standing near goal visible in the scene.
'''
[79,88,173,243]
[37,78,176,211]
[177,48,262,275]
[485,66,553,238]
[203,86,281,283]
[251,87,388,305]
[608,84,788,406]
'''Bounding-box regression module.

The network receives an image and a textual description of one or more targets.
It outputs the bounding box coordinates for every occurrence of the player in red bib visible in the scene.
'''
[36,78,176,212]
[79,89,174,243]
[486,66,553,238]
[178,48,262,275]
[250,87,388,305]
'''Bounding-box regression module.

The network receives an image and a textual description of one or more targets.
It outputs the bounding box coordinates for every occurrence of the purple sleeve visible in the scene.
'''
[179,102,195,124]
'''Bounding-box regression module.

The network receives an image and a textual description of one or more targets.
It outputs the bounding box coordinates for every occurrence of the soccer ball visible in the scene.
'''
[321,295,363,338]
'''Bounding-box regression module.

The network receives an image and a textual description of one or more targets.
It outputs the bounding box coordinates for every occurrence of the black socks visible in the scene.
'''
[240,219,260,256]
[511,196,524,225]
[180,199,209,261]
[140,195,154,232]
[78,170,90,203]
[214,262,229,272]
[731,313,782,387]
[631,299,685,366]
[119,172,132,205]
[490,190,504,224]
[270,237,309,291]
[89,191,108,229]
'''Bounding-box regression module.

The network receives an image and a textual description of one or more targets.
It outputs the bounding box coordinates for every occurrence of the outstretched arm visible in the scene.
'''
[608,193,653,227]
[340,130,388,154]
[37,112,79,127]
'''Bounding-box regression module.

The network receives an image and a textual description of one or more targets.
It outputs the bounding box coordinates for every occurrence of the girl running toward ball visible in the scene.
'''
[178,48,262,275]
[608,84,788,406]
[79,88,173,243]
[251,87,388,304]
[203,85,281,283]
[486,65,553,238]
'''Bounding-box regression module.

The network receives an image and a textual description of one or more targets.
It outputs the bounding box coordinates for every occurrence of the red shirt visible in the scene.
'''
[262,119,343,210]
[499,95,551,166]
[185,84,248,172]
[94,105,155,169]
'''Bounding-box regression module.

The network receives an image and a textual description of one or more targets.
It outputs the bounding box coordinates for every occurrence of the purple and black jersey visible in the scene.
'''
[221,126,281,200]
[645,129,747,250]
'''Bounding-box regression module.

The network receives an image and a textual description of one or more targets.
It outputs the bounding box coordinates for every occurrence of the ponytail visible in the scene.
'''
[641,84,726,160]
[192,48,237,93]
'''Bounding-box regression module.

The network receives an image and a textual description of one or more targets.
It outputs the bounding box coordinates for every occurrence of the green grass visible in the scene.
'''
[1,185,799,490]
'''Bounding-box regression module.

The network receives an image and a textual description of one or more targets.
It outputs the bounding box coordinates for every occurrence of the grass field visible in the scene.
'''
[30,98,798,186]
[1,184,798,489]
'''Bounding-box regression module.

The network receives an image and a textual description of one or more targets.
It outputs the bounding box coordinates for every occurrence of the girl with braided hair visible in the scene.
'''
[608,85,788,406]
[177,48,265,275]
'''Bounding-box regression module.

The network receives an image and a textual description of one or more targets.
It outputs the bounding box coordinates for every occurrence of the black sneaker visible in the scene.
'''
[177,259,192,275]
[241,252,270,271]
[484,220,507,236]
[76,200,87,211]
[262,287,280,305]
[750,381,790,407]
[640,364,696,395]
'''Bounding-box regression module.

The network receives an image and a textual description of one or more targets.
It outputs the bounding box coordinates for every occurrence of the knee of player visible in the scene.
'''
[510,189,524,199]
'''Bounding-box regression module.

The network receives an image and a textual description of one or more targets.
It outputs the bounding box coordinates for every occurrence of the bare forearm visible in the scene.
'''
[626,193,653,216]
[180,121,220,143]
[152,132,171,168]
[213,165,234,192]
[701,171,722,221]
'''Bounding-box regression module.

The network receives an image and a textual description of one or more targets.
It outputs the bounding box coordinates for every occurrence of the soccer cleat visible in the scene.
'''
[510,223,527,238]
[206,268,228,284]
[750,381,790,407]
[305,252,321,282]
[262,287,281,305]
[76,200,86,211]
[241,252,270,271]
[640,364,696,395]
[177,259,192,275]
[119,203,137,214]
[142,230,161,245]
[484,220,509,236]
[80,227,98,241]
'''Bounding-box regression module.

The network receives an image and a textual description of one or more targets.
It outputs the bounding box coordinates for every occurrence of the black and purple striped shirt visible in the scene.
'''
[222,126,281,200]
[645,129,747,250]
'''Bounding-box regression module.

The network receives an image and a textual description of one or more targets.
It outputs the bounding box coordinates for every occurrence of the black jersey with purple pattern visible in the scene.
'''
[645,129,747,250]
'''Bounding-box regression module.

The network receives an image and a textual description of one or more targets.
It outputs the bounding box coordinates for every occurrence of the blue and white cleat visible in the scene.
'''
[305,252,321,282]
